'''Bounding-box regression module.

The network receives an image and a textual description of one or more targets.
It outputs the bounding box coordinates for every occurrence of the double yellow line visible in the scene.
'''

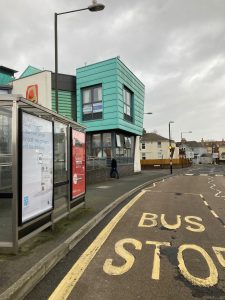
[49,190,146,300]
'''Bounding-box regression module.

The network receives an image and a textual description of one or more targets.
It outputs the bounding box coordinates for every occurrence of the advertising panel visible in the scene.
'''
[21,112,53,223]
[72,129,86,199]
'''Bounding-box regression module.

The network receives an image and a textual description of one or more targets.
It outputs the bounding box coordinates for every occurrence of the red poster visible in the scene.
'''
[72,130,86,199]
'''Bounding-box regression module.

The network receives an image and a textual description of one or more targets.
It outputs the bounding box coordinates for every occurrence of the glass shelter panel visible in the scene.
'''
[0,106,13,242]
[0,107,12,193]
[54,122,67,183]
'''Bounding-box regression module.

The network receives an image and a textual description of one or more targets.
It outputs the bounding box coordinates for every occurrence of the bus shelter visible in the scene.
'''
[0,95,86,253]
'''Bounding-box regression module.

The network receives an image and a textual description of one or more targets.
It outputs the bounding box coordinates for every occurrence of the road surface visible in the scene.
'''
[26,165,225,300]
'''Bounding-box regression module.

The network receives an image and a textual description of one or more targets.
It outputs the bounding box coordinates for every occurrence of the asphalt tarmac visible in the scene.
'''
[26,165,225,300]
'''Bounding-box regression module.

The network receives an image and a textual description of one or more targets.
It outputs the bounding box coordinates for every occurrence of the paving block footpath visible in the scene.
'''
[0,169,177,300]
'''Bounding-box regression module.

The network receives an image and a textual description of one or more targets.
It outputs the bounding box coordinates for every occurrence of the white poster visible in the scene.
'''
[22,112,53,223]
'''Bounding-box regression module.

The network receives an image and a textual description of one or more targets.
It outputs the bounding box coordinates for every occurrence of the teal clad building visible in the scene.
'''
[19,65,42,78]
[0,66,17,94]
[6,57,145,175]
[76,57,145,169]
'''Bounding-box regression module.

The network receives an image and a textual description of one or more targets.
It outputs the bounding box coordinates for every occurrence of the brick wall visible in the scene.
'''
[86,164,134,185]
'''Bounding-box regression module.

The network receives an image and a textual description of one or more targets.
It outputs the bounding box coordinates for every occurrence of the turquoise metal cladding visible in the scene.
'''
[0,73,13,85]
[76,57,145,136]
[20,66,41,78]
[52,90,76,120]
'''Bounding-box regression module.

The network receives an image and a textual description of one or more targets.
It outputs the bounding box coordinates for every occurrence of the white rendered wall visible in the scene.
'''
[134,136,141,172]
[12,71,52,109]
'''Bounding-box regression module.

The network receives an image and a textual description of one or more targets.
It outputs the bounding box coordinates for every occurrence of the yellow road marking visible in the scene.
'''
[213,246,225,267]
[146,241,171,280]
[103,238,142,275]
[178,244,218,287]
[49,190,146,300]
[161,214,181,230]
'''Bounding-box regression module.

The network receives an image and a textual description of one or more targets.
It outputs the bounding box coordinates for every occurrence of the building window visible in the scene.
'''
[82,85,102,121]
[102,133,112,158]
[123,86,133,122]
[157,141,161,148]
[92,134,102,157]
[142,153,146,160]
[158,152,163,159]
[142,143,145,149]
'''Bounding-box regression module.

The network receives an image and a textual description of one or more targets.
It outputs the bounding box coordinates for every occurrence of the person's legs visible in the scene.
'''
[115,168,119,179]
[110,168,114,178]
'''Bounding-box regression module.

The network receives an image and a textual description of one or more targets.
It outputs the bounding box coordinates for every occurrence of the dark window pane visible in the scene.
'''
[123,87,133,122]
[92,134,101,148]
[83,114,93,121]
[92,112,102,119]
[54,122,67,182]
[103,133,111,147]
[86,134,91,157]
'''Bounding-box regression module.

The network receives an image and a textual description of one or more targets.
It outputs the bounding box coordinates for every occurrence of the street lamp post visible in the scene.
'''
[169,121,174,174]
[54,1,105,113]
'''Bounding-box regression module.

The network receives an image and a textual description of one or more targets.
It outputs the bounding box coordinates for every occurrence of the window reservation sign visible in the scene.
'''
[72,129,86,199]
[21,112,53,223]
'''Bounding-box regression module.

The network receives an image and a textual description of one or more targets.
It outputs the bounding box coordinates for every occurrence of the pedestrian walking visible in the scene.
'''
[110,157,119,179]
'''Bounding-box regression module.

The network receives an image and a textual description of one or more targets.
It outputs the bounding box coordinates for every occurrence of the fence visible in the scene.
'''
[86,156,134,170]
[141,158,191,169]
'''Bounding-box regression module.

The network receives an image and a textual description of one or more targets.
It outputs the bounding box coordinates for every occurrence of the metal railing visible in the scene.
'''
[86,156,134,170]
[86,157,108,170]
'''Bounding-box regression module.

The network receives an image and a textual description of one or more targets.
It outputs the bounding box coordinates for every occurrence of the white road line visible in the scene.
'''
[200,194,204,198]
[200,174,208,176]
[210,186,216,190]
[215,190,222,197]
[185,174,194,176]
[215,174,223,177]
[203,201,209,206]
[211,210,219,218]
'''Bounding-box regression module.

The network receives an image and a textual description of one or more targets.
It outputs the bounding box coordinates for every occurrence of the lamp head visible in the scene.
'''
[88,0,105,11]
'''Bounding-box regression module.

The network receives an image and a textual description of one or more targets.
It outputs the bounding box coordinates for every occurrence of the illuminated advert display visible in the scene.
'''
[21,112,53,223]
[72,129,86,199]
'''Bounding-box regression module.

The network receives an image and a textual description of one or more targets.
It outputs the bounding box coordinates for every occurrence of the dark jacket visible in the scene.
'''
[111,158,117,168]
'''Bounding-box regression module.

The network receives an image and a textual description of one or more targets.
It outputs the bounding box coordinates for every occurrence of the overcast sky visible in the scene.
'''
[1,0,225,142]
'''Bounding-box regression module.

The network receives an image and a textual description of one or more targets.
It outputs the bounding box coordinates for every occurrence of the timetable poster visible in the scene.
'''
[21,112,53,223]
[72,130,86,199]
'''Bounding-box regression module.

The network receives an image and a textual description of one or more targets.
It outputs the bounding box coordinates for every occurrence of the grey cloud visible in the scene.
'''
[1,0,225,141]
